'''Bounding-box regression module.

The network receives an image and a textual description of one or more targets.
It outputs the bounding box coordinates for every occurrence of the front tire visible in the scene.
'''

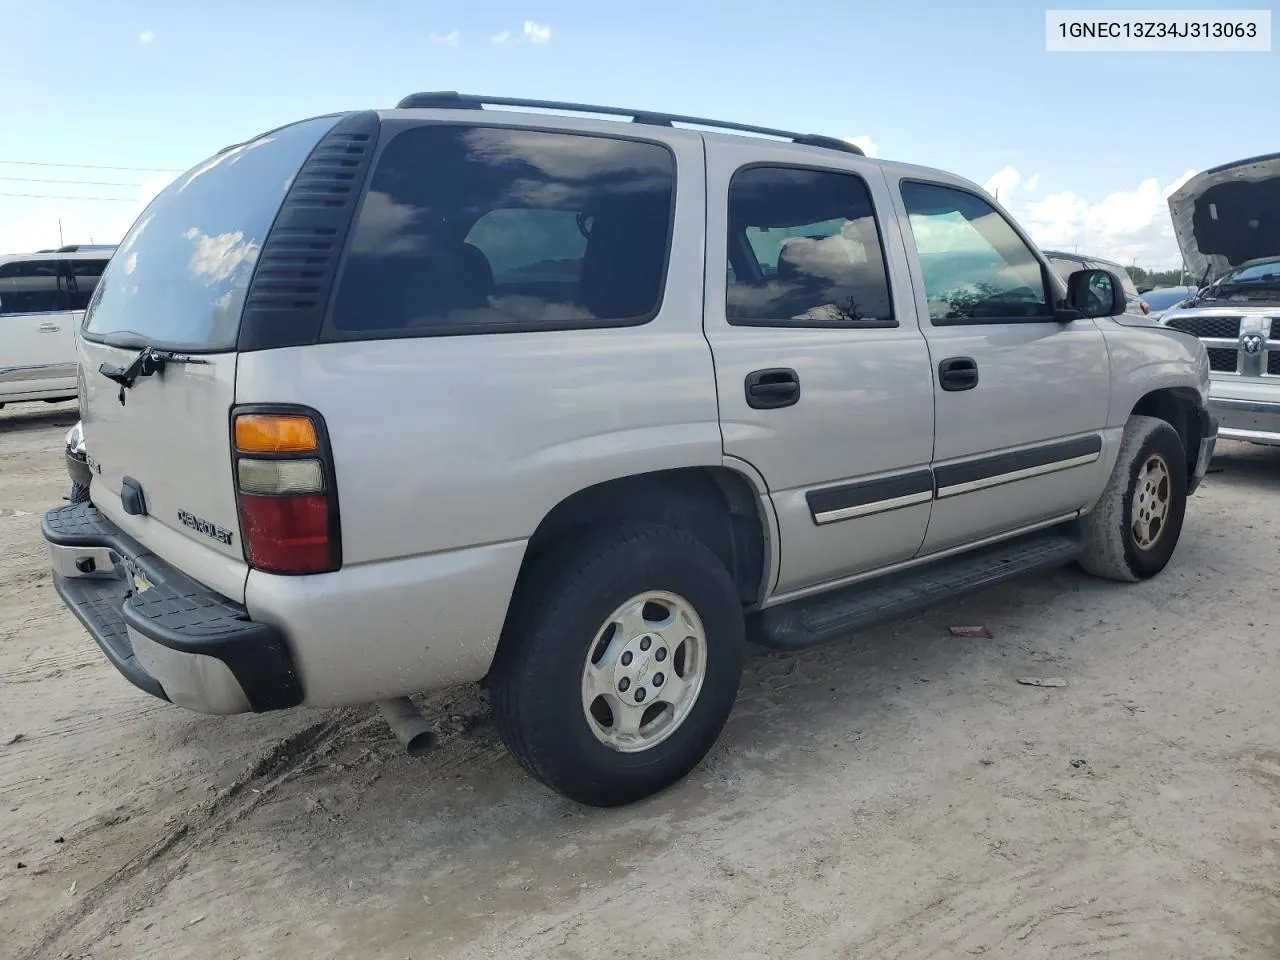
[1079,415,1187,582]
[489,524,745,807]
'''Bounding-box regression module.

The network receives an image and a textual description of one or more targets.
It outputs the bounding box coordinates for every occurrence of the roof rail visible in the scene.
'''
[55,244,116,253]
[393,91,864,157]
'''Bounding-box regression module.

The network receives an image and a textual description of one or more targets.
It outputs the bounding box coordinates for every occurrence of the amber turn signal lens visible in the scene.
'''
[234,414,318,453]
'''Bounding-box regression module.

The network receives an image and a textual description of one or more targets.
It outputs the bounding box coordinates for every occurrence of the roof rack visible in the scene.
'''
[393,91,864,157]
[55,244,116,253]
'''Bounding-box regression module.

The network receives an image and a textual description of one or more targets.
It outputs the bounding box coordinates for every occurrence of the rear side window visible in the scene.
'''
[0,261,64,315]
[67,258,107,311]
[726,166,894,326]
[83,115,340,350]
[328,125,675,336]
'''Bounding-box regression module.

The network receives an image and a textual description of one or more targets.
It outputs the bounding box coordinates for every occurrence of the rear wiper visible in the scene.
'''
[99,346,209,405]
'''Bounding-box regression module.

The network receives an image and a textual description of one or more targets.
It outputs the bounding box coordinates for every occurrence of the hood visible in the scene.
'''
[1168,153,1280,283]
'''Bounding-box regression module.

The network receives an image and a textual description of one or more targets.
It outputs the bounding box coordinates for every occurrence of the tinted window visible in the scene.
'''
[0,260,64,315]
[1089,260,1139,297]
[67,258,108,311]
[901,182,1051,323]
[1048,257,1082,282]
[329,126,675,335]
[726,167,893,326]
[84,115,339,350]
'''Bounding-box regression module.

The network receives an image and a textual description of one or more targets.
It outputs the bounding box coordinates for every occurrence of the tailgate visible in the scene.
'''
[79,339,246,601]
[72,113,345,603]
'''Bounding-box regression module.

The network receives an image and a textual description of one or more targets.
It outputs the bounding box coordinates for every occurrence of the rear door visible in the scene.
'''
[703,139,935,597]
[0,259,76,392]
[77,115,341,601]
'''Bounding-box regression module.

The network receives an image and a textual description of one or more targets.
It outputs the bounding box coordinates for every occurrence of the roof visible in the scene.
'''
[0,248,115,264]
[390,91,865,158]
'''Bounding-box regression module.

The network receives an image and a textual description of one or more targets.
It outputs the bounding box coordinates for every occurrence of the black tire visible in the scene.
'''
[67,482,91,504]
[1079,415,1187,582]
[489,523,745,807]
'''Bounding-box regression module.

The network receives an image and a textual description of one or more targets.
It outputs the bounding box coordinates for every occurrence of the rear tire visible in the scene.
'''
[1079,415,1187,582]
[489,523,745,807]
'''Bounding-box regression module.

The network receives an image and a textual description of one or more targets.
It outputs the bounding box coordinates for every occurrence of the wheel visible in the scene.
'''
[67,482,91,504]
[1079,415,1187,582]
[489,523,745,807]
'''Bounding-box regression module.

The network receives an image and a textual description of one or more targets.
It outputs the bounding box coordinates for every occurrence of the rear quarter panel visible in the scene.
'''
[234,127,720,566]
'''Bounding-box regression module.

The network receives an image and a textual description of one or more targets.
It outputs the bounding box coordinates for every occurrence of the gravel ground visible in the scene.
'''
[2,399,1278,960]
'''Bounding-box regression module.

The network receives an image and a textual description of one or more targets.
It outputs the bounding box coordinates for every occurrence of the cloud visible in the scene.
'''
[490,30,510,44]
[430,30,460,47]
[983,165,1029,201]
[183,228,260,283]
[139,29,154,43]
[991,166,1198,268]
[843,135,878,158]
[523,20,551,44]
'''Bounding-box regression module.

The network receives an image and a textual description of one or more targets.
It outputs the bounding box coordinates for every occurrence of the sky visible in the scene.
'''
[1,0,1276,268]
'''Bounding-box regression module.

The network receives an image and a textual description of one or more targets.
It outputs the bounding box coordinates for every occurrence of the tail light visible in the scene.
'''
[231,407,341,574]
[1141,300,1150,315]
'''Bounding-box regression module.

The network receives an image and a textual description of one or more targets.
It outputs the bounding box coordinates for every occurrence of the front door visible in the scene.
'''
[891,178,1111,553]
[703,140,935,597]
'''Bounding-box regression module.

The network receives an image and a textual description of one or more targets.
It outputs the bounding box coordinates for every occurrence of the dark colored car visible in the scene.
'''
[1140,286,1198,320]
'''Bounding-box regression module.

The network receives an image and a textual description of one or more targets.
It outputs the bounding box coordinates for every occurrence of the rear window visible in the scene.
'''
[327,125,675,336]
[83,115,339,351]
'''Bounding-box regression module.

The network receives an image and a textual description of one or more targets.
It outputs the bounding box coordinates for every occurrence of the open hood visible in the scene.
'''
[1168,153,1280,283]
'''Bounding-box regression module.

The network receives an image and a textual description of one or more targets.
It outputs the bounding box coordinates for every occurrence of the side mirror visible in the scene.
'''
[1062,268,1127,320]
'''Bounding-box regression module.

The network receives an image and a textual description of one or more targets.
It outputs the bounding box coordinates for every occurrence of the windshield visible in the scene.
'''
[83,115,339,351]
[1221,260,1280,285]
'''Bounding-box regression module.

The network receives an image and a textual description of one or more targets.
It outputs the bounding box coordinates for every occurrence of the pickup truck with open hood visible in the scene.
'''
[1163,153,1280,446]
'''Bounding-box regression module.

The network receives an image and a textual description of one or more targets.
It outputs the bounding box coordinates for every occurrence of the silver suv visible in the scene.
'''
[44,93,1216,807]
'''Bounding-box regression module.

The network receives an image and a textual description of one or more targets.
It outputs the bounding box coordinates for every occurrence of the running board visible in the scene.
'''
[754,529,1085,651]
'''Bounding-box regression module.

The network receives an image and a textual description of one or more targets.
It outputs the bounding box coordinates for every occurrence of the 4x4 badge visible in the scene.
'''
[1241,333,1265,354]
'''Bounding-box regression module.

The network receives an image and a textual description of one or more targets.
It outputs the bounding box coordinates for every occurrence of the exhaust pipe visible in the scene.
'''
[377,697,436,756]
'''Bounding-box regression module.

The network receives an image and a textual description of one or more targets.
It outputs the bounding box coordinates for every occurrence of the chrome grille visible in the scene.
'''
[1271,317,1280,339]
[1166,315,1242,338]
[1207,348,1238,373]
[1270,351,1280,376]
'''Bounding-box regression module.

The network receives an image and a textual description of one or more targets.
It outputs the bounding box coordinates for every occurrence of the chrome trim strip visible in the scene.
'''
[764,511,1081,608]
[1210,397,1280,414]
[1219,426,1280,444]
[936,451,1100,499]
[0,362,76,383]
[813,489,933,525]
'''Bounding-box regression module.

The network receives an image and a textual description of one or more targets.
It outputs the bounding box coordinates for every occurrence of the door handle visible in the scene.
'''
[938,356,979,392]
[39,321,61,332]
[745,368,800,409]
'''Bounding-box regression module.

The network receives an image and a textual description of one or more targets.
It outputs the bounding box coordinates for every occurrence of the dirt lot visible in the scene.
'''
[2,400,1278,960]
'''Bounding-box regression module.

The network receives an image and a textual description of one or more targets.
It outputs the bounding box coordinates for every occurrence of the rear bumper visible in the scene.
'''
[1189,408,1218,495]
[42,502,302,714]
[1210,395,1280,447]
